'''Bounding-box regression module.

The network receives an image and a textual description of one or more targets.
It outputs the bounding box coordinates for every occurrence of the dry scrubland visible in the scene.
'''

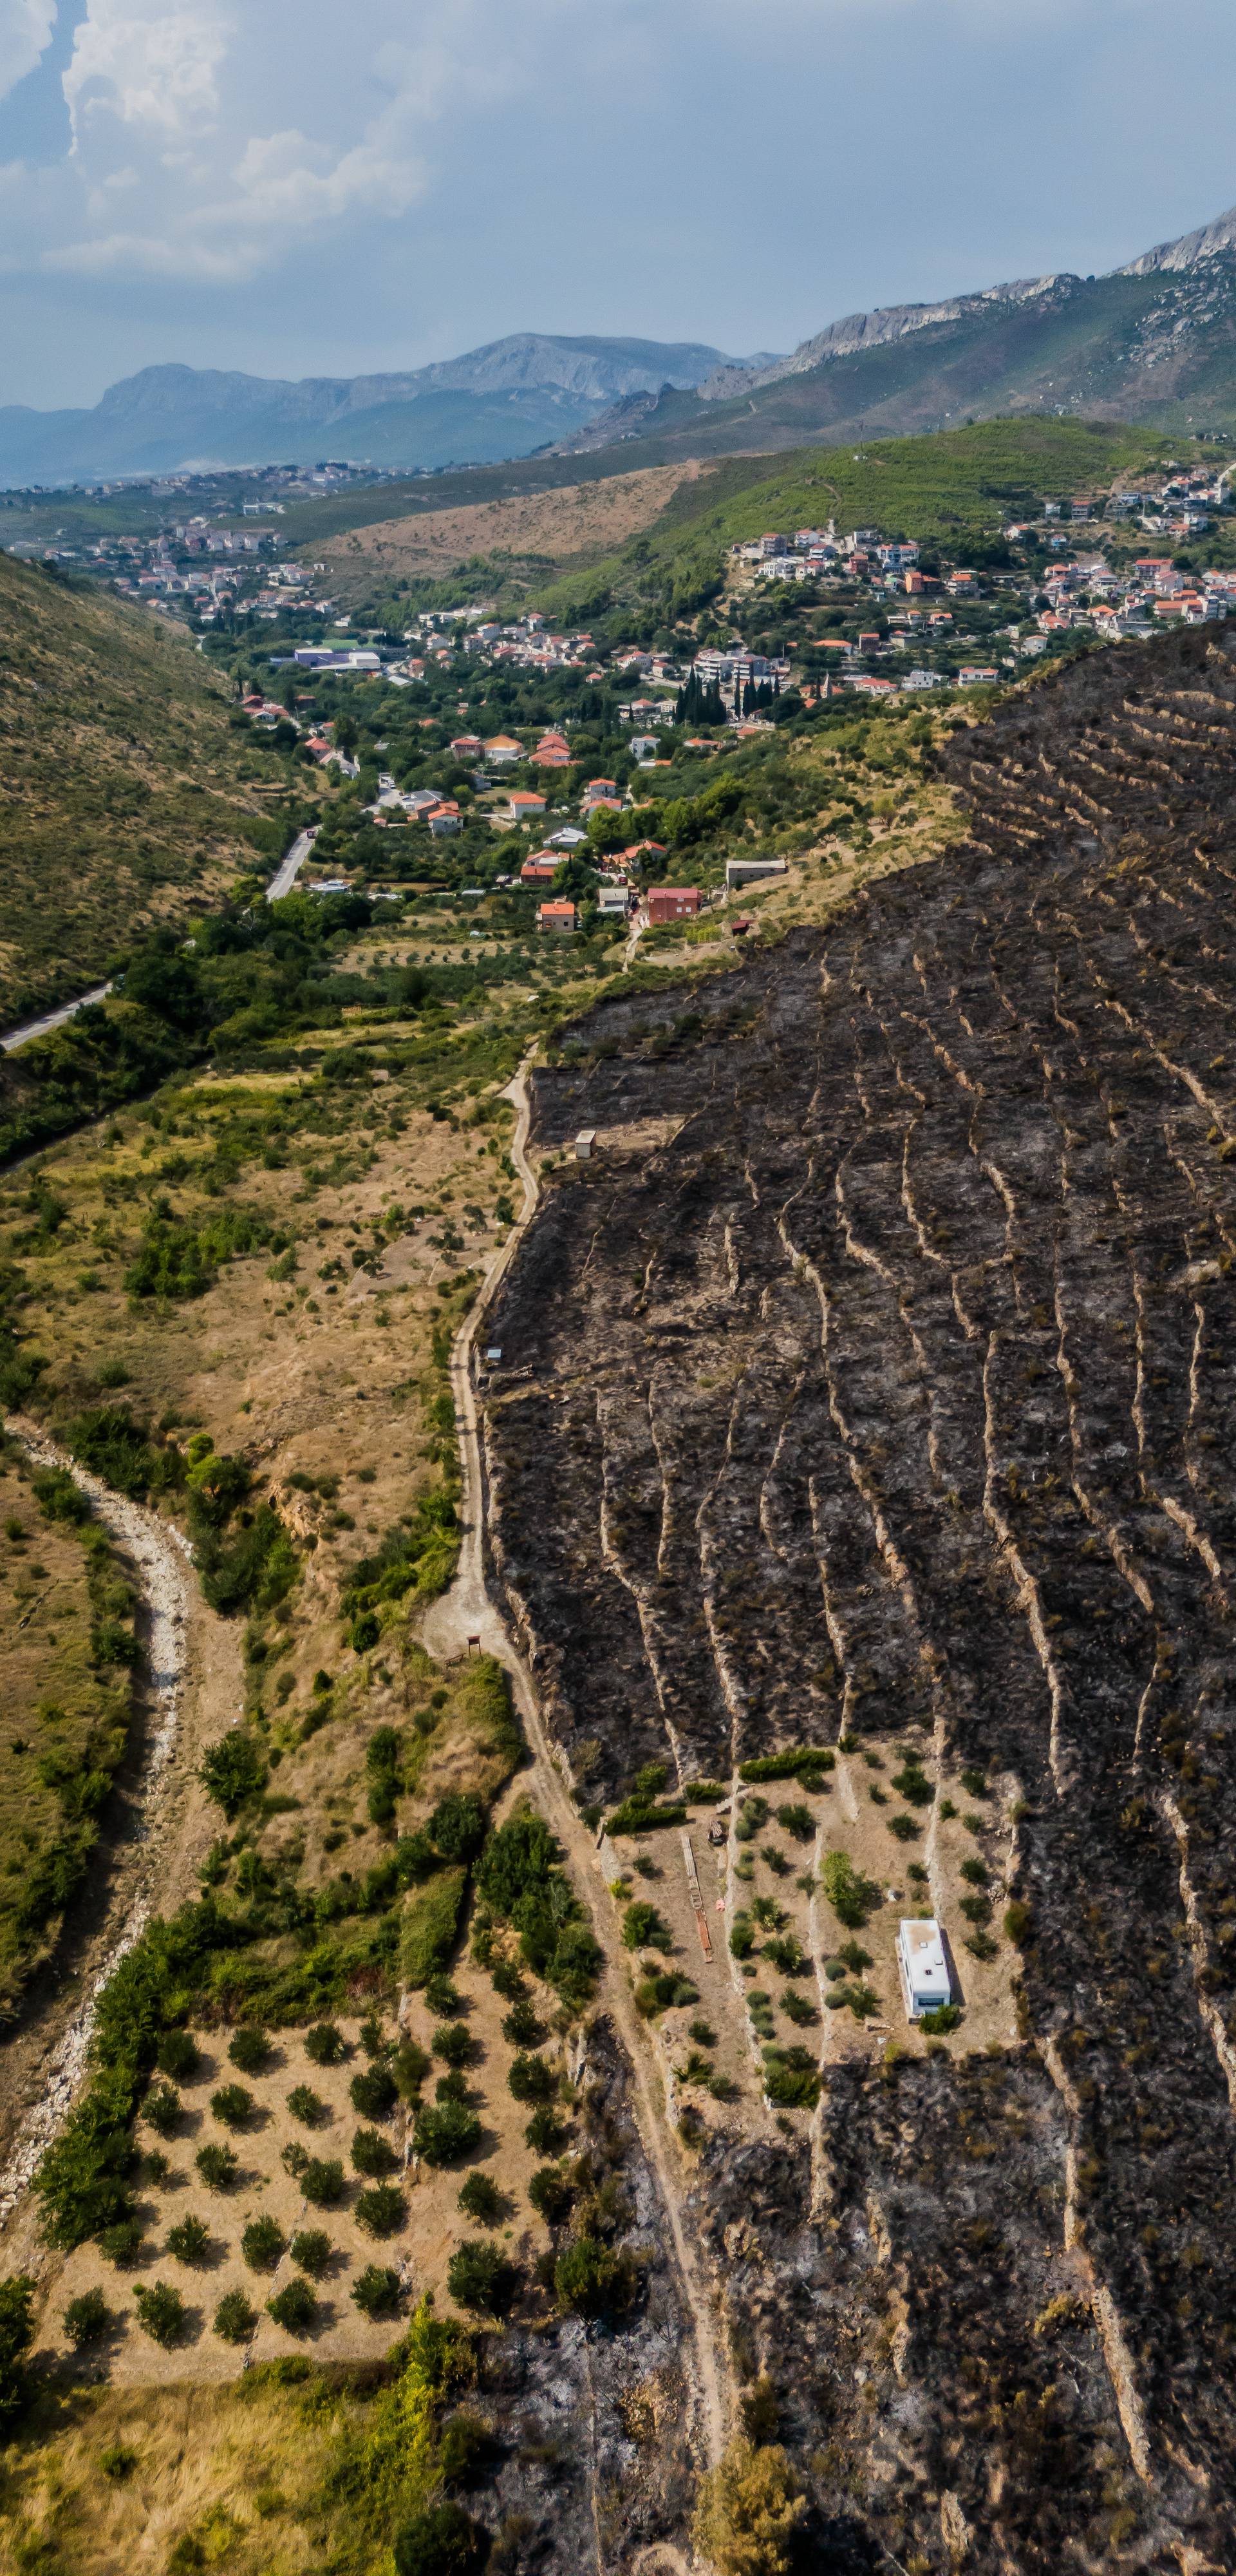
[0,552,295,1023]
[479,628,1236,2570]
[314,459,715,592]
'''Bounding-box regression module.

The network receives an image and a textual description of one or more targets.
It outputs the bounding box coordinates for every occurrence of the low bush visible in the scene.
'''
[920,2003,961,2034]
[196,2143,239,2192]
[304,2022,345,2065]
[64,2286,111,2347]
[133,2281,187,2347]
[888,1814,921,1842]
[355,2184,406,2238]
[458,2172,505,2224]
[98,2216,145,2263]
[200,1732,267,1820]
[413,2101,481,2165]
[774,1803,814,1839]
[739,1748,833,1783]
[156,2031,199,2080]
[214,2289,257,2344]
[228,2027,273,2074]
[144,2083,183,2137]
[393,2503,489,2576]
[352,2126,400,2179]
[241,2217,286,2272]
[210,2083,254,2129]
[287,2084,326,2126]
[527,2164,574,2226]
[1004,1899,1032,1946]
[166,2216,211,2266]
[890,1763,932,1808]
[960,1857,989,1886]
[729,1913,755,1960]
[447,2239,518,2316]
[401,1866,468,1988]
[301,2158,346,2207]
[762,2045,822,2108]
[351,2064,398,2119]
[821,1850,879,1927]
[622,1900,670,1952]
[424,1975,462,2019]
[427,1792,485,1864]
[500,1998,543,2048]
[431,2022,473,2072]
[524,2106,567,2155]
[507,2052,553,2105]
[267,2278,317,2334]
[554,2235,630,2320]
[290,2229,332,2278]
[353,2264,402,2320]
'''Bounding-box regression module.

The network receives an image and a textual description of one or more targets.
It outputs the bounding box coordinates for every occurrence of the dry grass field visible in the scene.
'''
[315,460,716,590]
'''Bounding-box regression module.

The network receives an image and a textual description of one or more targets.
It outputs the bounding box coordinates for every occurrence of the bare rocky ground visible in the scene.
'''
[480,629,1236,2573]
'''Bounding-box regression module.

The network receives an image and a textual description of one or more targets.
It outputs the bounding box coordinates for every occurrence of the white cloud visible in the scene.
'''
[63,0,231,142]
[0,0,57,108]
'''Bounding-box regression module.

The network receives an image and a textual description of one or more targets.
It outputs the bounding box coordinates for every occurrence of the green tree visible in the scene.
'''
[199,1731,266,1819]
[692,2439,808,2576]
[393,2503,489,2576]
[0,2277,35,2430]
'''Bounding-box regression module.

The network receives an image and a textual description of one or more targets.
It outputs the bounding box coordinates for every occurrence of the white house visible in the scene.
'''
[897,1918,951,2021]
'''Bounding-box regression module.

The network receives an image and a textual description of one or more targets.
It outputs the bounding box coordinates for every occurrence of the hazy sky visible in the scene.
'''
[2,0,1235,409]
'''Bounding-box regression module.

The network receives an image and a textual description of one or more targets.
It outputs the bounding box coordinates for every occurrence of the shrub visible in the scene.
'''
[920,2003,961,2034]
[241,2217,287,2273]
[304,2022,345,2065]
[267,2278,317,2334]
[960,1767,988,1797]
[351,2065,398,2119]
[689,2019,716,2048]
[431,2023,473,2072]
[0,2276,35,2429]
[302,2158,346,2207]
[167,2217,211,2266]
[283,2141,309,2180]
[436,2072,469,2107]
[554,2236,629,2319]
[393,2503,489,2576]
[622,1900,670,1951]
[762,2045,822,2108]
[413,2101,481,2165]
[228,2027,272,2074]
[458,2172,505,2224]
[424,1975,462,2019]
[133,2282,187,2347]
[144,2083,183,2137]
[427,1792,485,1864]
[99,2441,138,2479]
[401,1866,468,1988]
[490,1960,525,2002]
[476,1810,600,2008]
[156,2031,199,2081]
[288,2084,326,2126]
[693,2438,807,2576]
[729,1914,755,1960]
[214,2290,257,2344]
[353,2264,402,2320]
[739,1748,834,1783]
[290,2229,332,2278]
[780,1989,818,2027]
[501,1998,543,2048]
[960,1857,989,1886]
[355,2184,406,2238]
[524,2107,566,2156]
[890,1765,932,1808]
[352,2126,399,2178]
[63,2286,111,2348]
[763,1935,806,1976]
[200,1732,267,1819]
[447,2239,518,2316]
[1004,1900,1032,1946]
[394,2038,432,2101]
[507,2053,553,2104]
[98,2217,145,2263]
[527,2165,574,2226]
[211,2084,254,2130]
[888,1814,920,1842]
[196,2143,238,2191]
[775,1803,814,1840]
[821,1851,878,1927]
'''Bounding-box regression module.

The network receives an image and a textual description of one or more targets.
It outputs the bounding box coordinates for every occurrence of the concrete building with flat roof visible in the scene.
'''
[897,1918,951,2022]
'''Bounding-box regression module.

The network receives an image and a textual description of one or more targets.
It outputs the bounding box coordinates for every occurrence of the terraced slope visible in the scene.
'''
[482,630,1236,2570]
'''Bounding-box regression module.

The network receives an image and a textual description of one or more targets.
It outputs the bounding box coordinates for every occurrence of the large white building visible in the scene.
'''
[897,1918,951,2021]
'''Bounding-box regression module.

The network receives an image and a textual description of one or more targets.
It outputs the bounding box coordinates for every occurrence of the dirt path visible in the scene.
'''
[0,1423,240,2253]
[422,1061,731,2475]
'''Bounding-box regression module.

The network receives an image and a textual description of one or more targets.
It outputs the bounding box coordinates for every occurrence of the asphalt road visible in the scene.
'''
[266,824,318,900]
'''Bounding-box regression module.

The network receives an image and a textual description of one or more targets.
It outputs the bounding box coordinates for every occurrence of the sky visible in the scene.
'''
[2,0,1236,411]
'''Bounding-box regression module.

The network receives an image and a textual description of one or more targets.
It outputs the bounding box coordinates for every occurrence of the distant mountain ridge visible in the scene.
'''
[0,334,753,489]
[551,202,1236,465]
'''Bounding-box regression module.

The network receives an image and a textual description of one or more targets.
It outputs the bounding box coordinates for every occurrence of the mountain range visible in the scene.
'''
[554,204,1236,462]
[6,203,1236,493]
[0,335,757,490]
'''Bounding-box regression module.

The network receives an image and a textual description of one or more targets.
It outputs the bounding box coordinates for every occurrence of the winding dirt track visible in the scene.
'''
[0,1424,240,2254]
[422,1061,731,2476]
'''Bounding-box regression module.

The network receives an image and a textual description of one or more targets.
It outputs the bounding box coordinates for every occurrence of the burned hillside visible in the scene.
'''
[481,629,1236,2569]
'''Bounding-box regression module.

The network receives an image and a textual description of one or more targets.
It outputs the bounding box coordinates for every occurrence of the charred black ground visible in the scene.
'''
[482,629,1236,2570]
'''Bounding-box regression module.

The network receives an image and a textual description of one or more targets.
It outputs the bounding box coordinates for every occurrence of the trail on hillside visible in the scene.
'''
[422,1060,731,2477]
[0,1426,193,2233]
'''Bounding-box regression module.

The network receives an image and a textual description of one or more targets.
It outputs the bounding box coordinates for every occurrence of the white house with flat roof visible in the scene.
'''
[897,1918,950,2021]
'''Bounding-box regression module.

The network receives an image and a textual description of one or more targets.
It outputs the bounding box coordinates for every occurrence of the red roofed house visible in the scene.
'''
[427,802,461,837]
[538,899,577,934]
[623,840,666,864]
[520,856,558,884]
[507,789,547,821]
[648,887,700,925]
[583,777,618,800]
[450,734,482,755]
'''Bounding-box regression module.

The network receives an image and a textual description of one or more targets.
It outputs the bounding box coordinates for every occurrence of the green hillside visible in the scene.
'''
[0,557,294,1023]
[536,415,1200,632]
